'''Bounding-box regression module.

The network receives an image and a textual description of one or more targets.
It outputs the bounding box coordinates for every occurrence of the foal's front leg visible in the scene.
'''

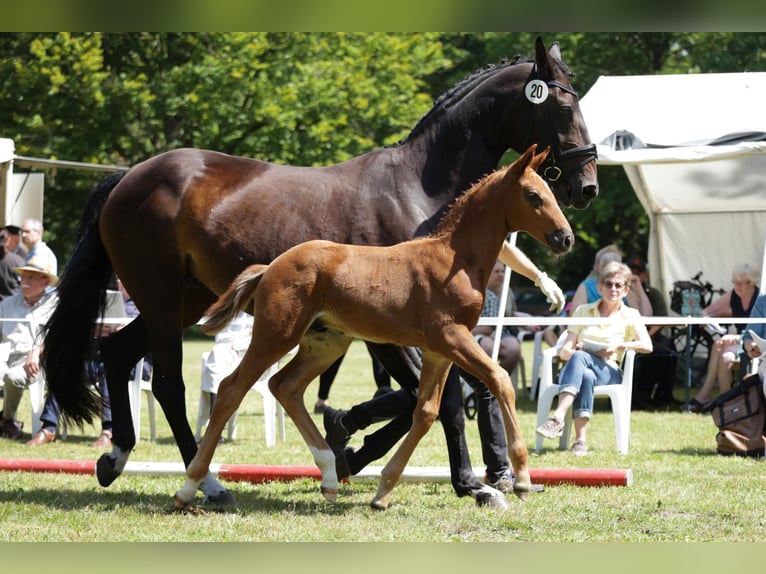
[371,353,451,510]
[449,336,531,500]
[174,363,258,509]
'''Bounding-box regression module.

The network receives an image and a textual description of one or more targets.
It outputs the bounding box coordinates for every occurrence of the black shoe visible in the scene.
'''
[1,418,23,440]
[323,406,350,455]
[336,446,353,480]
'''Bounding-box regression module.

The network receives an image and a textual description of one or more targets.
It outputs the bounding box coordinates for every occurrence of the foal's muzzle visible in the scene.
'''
[546,228,575,255]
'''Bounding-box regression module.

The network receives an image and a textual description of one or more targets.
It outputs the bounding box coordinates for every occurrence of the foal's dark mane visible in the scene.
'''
[403,53,574,144]
[430,168,507,239]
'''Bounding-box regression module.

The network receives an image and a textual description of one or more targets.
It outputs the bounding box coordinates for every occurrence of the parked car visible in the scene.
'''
[513,287,575,316]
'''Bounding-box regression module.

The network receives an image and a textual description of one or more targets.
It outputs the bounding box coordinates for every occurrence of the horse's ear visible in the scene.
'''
[534,37,553,77]
[548,41,562,62]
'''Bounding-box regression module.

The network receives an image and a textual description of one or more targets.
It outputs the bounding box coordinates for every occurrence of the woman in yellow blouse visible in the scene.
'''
[536,261,653,455]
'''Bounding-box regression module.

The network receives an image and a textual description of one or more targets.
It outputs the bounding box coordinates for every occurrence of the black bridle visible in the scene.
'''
[525,66,598,185]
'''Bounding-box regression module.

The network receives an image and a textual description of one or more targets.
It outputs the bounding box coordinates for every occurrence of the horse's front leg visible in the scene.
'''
[449,333,531,500]
[371,352,451,511]
[269,342,350,503]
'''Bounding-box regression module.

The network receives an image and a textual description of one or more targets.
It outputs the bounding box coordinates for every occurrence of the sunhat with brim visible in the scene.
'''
[14,256,58,286]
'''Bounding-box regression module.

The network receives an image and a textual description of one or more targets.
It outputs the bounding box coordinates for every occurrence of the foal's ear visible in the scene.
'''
[530,146,550,171]
[518,143,538,169]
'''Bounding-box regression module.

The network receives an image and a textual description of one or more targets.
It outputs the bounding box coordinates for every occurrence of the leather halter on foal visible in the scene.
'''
[524,65,598,185]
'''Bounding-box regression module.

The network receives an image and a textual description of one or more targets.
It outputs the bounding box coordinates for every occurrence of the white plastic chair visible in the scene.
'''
[0,341,46,436]
[524,330,546,399]
[127,357,156,442]
[536,335,636,454]
[195,352,285,446]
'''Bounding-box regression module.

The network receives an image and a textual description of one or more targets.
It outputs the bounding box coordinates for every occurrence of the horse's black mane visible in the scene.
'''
[401,52,574,145]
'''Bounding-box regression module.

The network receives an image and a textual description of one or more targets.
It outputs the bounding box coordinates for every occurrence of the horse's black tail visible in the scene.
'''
[41,171,126,427]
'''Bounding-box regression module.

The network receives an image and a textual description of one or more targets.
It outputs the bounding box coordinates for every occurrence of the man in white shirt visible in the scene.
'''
[0,257,59,440]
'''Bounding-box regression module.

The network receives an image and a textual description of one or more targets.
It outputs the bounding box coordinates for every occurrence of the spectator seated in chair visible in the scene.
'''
[536,261,653,455]
[0,257,59,441]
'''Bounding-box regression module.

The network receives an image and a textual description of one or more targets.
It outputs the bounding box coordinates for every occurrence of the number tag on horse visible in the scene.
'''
[525,80,549,104]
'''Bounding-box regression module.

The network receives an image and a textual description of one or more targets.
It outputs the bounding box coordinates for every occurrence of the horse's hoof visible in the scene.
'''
[203,489,236,507]
[320,486,338,504]
[475,490,510,511]
[96,454,120,487]
[370,498,388,511]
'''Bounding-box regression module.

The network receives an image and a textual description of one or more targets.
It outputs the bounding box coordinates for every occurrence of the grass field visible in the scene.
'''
[1,336,765,545]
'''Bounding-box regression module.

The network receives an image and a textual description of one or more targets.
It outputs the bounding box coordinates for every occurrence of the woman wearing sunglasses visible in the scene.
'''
[536,261,653,455]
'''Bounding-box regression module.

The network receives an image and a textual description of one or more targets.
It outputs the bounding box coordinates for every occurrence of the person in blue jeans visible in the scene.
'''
[536,261,653,455]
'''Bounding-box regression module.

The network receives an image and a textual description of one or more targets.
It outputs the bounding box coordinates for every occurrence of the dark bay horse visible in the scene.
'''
[176,144,572,511]
[41,37,597,507]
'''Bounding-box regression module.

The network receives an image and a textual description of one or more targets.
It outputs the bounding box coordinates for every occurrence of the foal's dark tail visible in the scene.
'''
[41,171,126,426]
[200,264,267,335]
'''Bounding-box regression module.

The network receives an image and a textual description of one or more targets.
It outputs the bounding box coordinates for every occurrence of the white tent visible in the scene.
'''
[579,72,766,310]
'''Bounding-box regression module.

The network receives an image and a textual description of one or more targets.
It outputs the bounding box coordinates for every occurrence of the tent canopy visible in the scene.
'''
[579,72,766,310]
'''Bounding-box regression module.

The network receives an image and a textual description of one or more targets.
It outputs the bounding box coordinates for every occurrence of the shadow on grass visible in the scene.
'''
[0,478,358,516]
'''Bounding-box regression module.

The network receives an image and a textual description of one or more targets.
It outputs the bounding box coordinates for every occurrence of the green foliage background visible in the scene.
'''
[1,32,765,292]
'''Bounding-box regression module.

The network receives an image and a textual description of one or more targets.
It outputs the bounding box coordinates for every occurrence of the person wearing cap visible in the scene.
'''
[0,228,25,299]
[4,225,28,258]
[0,257,59,440]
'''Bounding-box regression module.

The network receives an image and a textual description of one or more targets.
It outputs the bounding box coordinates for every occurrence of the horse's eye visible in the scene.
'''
[525,190,543,209]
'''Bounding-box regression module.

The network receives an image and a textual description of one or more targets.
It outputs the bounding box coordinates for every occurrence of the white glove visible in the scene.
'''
[535,272,565,315]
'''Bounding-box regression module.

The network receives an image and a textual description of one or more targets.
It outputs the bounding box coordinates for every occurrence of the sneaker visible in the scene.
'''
[486,469,515,493]
[1,418,23,441]
[323,406,350,455]
[571,439,588,456]
[486,469,546,494]
[536,416,565,439]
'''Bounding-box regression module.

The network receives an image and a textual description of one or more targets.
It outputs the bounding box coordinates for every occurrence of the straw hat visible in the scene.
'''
[14,256,59,286]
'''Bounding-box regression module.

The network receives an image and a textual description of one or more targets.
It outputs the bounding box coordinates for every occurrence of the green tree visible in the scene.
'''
[1,32,454,259]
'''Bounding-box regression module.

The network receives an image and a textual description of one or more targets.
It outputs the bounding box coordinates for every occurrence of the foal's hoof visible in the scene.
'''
[513,483,532,502]
[475,490,510,511]
[203,489,236,507]
[173,493,193,511]
[96,453,120,487]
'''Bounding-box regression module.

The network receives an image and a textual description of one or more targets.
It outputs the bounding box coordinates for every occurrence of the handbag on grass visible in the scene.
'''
[705,375,766,458]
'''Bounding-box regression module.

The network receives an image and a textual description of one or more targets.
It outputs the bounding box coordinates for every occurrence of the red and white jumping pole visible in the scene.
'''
[0,459,632,487]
